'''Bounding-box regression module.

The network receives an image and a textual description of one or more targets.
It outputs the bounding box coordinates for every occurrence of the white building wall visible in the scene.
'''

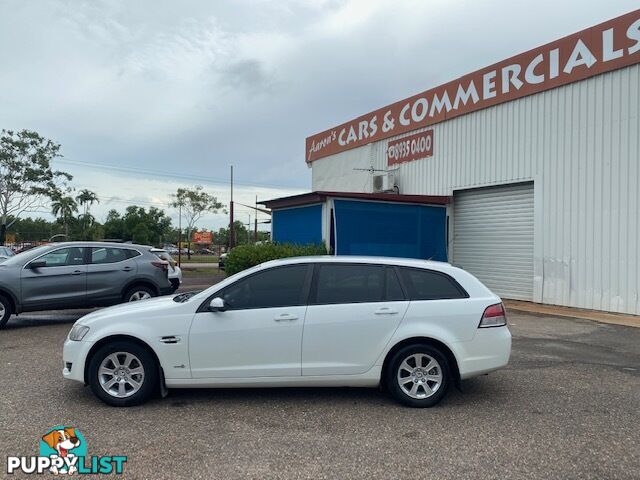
[311,64,640,315]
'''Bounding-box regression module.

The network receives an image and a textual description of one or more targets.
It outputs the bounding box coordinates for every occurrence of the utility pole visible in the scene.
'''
[229,165,235,249]
[177,203,182,267]
[254,195,258,242]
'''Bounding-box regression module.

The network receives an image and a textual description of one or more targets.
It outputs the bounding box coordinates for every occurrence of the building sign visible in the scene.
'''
[387,130,433,166]
[306,9,640,163]
[192,231,213,244]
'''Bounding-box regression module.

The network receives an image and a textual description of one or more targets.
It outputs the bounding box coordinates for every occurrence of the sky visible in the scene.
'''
[0,0,637,231]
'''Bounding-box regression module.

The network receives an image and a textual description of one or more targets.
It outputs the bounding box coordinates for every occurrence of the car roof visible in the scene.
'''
[258,255,453,271]
[45,241,153,250]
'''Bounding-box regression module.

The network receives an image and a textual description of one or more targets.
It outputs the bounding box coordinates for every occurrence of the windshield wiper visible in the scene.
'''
[173,291,200,303]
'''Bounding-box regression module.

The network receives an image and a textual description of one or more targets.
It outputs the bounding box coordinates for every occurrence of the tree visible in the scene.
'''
[51,194,78,239]
[76,189,99,239]
[216,221,249,247]
[170,186,225,258]
[103,209,124,240]
[7,216,55,242]
[103,206,172,245]
[0,129,72,244]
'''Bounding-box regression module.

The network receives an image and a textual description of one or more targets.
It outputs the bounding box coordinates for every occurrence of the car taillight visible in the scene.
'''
[479,303,507,328]
[151,261,168,272]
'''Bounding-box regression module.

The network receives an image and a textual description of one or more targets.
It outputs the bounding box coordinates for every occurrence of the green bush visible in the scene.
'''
[224,242,328,276]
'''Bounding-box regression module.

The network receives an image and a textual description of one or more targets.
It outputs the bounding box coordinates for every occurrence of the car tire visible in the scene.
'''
[386,344,451,408]
[0,295,13,329]
[87,341,158,407]
[124,285,156,303]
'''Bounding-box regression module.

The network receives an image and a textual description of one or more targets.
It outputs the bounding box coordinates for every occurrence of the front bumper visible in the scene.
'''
[454,326,512,379]
[62,337,95,384]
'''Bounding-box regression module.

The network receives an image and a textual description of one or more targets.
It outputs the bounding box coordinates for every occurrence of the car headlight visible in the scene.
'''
[69,324,90,341]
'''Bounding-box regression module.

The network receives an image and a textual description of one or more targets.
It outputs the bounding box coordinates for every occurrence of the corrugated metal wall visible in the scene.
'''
[311,64,640,315]
[453,183,535,301]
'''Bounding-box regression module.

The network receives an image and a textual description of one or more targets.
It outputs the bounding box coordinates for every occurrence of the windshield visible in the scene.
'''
[1,245,50,266]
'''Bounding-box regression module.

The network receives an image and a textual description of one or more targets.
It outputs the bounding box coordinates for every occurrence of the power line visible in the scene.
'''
[55,158,307,191]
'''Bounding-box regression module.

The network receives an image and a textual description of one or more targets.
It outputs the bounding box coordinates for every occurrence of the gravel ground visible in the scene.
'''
[0,289,639,479]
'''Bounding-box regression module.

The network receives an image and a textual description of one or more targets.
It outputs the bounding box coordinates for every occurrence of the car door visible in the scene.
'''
[20,247,88,309]
[188,264,312,379]
[302,263,409,376]
[86,247,139,303]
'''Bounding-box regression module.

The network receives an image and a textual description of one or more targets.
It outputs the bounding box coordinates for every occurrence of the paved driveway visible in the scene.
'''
[0,309,638,479]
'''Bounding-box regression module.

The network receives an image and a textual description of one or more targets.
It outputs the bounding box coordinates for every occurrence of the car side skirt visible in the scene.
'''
[164,367,382,389]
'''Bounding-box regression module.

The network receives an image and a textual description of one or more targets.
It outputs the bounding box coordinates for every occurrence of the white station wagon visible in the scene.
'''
[63,256,511,407]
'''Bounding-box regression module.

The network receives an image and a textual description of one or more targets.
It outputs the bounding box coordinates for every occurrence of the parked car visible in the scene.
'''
[63,256,511,407]
[197,248,214,255]
[150,248,182,292]
[0,246,15,262]
[0,242,173,328]
[218,252,227,270]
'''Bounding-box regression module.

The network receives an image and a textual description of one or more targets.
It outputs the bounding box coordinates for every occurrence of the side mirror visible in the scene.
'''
[28,260,46,269]
[208,297,226,312]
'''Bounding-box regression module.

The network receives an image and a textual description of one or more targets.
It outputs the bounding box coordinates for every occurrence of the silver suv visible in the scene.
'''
[0,242,173,328]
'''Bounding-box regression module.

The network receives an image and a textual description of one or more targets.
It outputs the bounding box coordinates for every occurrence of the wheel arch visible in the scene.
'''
[0,288,19,314]
[121,280,160,299]
[84,334,165,393]
[381,336,461,389]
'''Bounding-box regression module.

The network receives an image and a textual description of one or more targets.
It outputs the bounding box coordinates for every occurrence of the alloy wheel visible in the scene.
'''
[129,291,151,302]
[396,353,443,399]
[98,352,145,398]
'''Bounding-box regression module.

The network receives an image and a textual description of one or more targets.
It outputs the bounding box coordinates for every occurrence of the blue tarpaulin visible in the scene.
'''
[333,199,447,260]
[272,204,323,244]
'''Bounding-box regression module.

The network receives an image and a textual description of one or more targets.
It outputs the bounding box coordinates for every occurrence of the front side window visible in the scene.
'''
[221,265,310,310]
[398,267,467,300]
[90,247,130,264]
[314,264,386,304]
[37,247,86,267]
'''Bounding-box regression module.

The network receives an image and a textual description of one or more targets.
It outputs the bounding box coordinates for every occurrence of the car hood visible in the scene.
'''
[77,295,181,326]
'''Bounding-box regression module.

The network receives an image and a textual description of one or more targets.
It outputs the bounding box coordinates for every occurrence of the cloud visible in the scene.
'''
[0,0,638,231]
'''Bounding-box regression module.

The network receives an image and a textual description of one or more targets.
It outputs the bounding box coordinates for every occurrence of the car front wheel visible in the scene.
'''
[87,341,158,407]
[386,344,450,408]
[0,295,13,329]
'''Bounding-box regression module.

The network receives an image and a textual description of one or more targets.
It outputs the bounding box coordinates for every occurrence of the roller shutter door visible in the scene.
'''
[453,182,534,300]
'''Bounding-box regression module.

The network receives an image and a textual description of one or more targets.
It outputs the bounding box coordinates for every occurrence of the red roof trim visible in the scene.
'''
[260,191,449,209]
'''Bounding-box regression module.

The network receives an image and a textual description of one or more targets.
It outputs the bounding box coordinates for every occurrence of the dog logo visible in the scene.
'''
[39,426,86,475]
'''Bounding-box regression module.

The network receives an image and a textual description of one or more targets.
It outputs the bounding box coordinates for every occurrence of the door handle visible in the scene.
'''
[122,267,133,272]
[71,270,84,275]
[374,307,398,315]
[274,314,298,322]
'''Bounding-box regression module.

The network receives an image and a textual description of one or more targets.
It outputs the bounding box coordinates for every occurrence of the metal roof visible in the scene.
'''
[259,191,449,209]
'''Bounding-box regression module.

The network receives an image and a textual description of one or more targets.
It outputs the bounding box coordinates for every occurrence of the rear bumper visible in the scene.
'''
[454,326,511,379]
[159,285,174,296]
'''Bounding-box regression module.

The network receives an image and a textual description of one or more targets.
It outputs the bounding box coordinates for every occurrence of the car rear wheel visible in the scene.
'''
[88,341,158,407]
[0,295,13,329]
[124,285,155,302]
[386,344,450,408]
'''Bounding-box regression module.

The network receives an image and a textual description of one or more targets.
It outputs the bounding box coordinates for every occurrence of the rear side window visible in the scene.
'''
[221,265,310,310]
[399,267,468,300]
[313,264,387,304]
[91,247,133,264]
